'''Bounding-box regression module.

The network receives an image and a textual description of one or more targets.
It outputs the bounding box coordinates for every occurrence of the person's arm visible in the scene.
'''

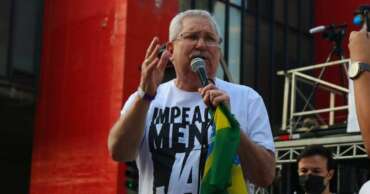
[108,37,169,162]
[108,96,151,161]
[237,94,275,187]
[354,73,370,152]
[349,29,370,153]
[198,84,275,187]
[238,133,275,187]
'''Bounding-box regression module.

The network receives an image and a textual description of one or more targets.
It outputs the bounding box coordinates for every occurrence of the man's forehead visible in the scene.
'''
[182,17,216,32]
[183,15,210,22]
[298,155,328,168]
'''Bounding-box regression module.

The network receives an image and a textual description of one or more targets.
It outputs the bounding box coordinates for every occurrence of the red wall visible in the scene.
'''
[314,0,368,122]
[315,0,369,62]
[30,0,178,194]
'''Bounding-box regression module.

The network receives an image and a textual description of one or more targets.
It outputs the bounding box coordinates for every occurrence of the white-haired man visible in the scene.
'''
[108,9,275,194]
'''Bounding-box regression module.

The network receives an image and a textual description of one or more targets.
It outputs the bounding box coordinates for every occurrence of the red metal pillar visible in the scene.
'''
[30,0,178,194]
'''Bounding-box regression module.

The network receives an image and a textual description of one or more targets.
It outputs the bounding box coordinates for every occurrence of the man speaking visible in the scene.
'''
[108,9,275,194]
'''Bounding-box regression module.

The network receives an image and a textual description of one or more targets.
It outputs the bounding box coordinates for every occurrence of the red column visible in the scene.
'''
[30,0,178,194]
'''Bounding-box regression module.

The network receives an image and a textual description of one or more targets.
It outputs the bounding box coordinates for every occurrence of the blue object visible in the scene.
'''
[353,15,363,26]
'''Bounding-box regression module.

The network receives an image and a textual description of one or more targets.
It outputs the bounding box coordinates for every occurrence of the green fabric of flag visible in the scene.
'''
[201,104,248,194]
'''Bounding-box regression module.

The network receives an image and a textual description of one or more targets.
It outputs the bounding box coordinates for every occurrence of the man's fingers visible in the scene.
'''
[212,95,229,107]
[143,58,160,77]
[198,84,231,108]
[142,44,160,69]
[205,90,229,107]
[157,50,170,71]
[203,92,211,107]
[147,44,160,64]
[145,37,159,58]
[142,37,160,69]
[198,84,217,95]
[142,51,169,82]
[203,83,216,90]
[211,96,223,106]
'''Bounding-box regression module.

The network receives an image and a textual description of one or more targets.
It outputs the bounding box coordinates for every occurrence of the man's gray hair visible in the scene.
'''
[169,9,221,42]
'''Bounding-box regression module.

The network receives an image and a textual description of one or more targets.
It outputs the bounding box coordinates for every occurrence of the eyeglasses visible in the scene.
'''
[175,31,222,47]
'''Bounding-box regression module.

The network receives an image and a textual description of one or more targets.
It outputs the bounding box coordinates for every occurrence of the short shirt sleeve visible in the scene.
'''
[120,92,139,116]
[119,91,147,153]
[245,91,275,153]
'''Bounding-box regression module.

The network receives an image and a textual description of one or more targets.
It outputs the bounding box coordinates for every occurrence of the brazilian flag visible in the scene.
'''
[201,104,248,194]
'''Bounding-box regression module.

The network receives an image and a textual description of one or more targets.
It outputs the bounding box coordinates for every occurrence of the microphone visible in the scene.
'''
[190,57,209,87]
[191,57,228,111]
[309,24,347,34]
[309,25,326,34]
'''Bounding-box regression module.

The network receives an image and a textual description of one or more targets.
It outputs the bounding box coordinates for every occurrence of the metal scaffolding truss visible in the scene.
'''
[275,134,368,163]
[277,59,350,134]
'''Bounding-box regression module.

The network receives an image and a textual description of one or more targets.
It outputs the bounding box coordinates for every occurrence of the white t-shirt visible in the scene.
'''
[347,80,360,132]
[359,180,370,194]
[121,78,275,194]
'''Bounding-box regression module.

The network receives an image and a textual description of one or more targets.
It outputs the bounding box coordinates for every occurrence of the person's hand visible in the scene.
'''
[139,37,170,96]
[198,83,230,108]
[349,27,370,64]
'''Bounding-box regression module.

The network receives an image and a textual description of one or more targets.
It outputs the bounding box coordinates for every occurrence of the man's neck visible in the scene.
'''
[174,78,201,92]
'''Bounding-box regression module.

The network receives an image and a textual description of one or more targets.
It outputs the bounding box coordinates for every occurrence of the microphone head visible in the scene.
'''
[190,57,206,72]
[309,25,326,34]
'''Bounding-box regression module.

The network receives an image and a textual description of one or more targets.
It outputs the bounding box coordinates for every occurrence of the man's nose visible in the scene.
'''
[195,38,207,48]
[306,171,313,175]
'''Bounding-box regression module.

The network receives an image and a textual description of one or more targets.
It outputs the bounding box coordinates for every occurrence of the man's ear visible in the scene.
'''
[328,169,334,180]
[166,42,174,61]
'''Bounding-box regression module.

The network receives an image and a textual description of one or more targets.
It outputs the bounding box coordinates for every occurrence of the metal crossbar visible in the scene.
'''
[274,135,367,163]
[277,59,350,133]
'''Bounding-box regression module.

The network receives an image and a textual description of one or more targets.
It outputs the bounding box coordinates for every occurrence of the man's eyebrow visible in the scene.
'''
[184,31,215,34]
